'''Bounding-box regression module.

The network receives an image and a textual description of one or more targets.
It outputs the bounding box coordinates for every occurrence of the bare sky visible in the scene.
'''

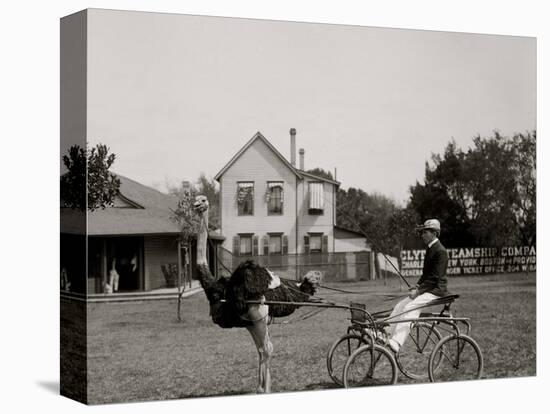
[85,9,536,204]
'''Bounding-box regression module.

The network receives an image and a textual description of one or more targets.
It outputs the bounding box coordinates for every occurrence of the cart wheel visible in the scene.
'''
[343,344,398,387]
[395,321,442,380]
[428,334,483,382]
[327,334,366,386]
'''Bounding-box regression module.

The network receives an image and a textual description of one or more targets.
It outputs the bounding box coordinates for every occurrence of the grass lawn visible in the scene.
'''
[84,272,536,404]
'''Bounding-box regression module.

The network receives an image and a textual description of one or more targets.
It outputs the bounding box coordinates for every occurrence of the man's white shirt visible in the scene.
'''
[428,238,439,249]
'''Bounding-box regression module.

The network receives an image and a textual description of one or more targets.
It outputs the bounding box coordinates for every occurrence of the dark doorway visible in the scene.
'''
[60,233,86,294]
[87,236,144,293]
[106,237,143,292]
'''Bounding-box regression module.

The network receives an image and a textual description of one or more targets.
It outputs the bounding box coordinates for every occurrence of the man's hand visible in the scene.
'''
[408,287,419,299]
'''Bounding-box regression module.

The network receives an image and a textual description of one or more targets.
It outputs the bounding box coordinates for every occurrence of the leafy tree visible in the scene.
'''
[306,168,334,181]
[171,191,202,245]
[61,144,120,211]
[170,190,202,322]
[336,188,417,278]
[387,207,421,256]
[408,141,476,247]
[408,131,536,247]
[337,188,399,252]
[463,133,519,245]
[168,173,220,230]
[509,132,536,245]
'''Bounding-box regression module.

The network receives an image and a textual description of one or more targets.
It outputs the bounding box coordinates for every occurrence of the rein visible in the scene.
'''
[272,307,328,325]
[211,242,386,299]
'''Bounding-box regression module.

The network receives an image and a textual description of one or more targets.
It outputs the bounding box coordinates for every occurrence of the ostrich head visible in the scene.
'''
[193,195,209,214]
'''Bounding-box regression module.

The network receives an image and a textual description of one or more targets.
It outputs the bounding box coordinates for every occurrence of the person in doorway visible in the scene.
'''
[60,267,71,291]
[106,258,120,294]
[386,219,449,353]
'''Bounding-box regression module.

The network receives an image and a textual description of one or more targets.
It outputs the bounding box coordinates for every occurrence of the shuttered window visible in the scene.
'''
[282,235,288,254]
[308,182,324,214]
[268,234,282,255]
[309,233,323,253]
[239,234,253,255]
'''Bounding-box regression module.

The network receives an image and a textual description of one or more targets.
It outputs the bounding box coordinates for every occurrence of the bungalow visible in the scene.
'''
[60,174,223,294]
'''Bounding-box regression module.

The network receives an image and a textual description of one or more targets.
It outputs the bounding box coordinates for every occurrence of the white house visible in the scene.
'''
[215,129,340,257]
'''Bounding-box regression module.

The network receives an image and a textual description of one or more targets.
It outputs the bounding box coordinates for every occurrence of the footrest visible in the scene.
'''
[419,311,451,318]
[419,312,438,318]
[426,294,460,307]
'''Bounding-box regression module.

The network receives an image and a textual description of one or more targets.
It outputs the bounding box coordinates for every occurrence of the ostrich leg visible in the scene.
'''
[246,319,272,393]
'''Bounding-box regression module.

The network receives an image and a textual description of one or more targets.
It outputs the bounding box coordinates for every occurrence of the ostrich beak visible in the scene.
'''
[193,200,208,213]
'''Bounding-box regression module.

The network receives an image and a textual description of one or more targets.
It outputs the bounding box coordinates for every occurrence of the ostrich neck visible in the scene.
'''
[196,210,209,266]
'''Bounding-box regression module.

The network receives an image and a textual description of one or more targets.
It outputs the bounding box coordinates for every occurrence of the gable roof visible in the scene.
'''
[61,174,181,236]
[214,131,303,182]
[297,169,340,186]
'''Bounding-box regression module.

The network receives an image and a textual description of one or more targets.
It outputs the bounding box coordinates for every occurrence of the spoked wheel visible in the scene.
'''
[343,344,398,387]
[327,334,367,386]
[395,322,442,380]
[428,335,483,382]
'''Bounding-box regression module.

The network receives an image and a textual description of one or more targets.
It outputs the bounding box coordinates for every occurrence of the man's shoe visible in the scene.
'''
[387,339,400,354]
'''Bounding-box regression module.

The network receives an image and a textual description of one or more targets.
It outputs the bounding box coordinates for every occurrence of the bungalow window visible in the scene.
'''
[266,182,284,215]
[308,182,324,215]
[237,182,254,216]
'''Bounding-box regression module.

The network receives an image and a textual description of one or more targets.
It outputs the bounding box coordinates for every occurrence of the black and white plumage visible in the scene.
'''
[197,260,319,328]
[226,260,319,320]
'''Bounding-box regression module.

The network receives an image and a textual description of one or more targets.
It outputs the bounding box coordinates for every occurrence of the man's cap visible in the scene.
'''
[416,219,441,233]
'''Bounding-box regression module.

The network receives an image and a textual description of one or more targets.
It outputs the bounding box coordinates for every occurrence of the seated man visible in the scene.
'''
[386,219,448,353]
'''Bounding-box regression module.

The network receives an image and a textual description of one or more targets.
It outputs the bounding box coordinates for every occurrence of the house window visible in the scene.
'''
[308,182,324,215]
[309,233,323,253]
[239,234,253,255]
[269,234,282,255]
[267,182,284,215]
[237,182,254,216]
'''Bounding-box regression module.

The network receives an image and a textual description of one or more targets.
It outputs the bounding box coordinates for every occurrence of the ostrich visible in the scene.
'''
[193,195,321,393]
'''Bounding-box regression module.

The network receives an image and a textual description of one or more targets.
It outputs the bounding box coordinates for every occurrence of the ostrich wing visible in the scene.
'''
[226,261,273,314]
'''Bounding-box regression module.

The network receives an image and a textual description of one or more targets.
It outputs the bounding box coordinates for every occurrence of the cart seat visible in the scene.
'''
[419,294,460,318]
[350,302,370,324]
[426,294,459,307]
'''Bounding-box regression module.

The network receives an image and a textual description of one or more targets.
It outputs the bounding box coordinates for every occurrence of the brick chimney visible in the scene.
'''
[181,180,192,194]
[299,148,305,170]
[290,128,296,167]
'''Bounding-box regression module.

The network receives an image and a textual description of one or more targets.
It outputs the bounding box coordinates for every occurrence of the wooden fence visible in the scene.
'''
[216,247,374,282]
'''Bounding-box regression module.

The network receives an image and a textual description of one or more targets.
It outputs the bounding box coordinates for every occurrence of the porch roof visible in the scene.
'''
[62,174,183,236]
